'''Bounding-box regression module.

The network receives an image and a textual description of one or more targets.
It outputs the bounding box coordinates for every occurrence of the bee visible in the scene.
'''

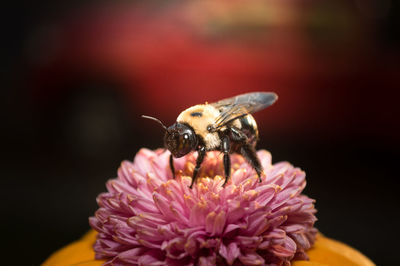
[142,92,278,188]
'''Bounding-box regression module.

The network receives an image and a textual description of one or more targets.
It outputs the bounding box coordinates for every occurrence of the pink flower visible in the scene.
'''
[89,149,317,265]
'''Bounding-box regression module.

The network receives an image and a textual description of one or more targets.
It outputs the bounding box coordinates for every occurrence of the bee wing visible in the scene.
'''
[210,92,277,131]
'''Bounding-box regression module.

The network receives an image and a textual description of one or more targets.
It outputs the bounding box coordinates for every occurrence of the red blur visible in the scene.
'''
[28,1,399,139]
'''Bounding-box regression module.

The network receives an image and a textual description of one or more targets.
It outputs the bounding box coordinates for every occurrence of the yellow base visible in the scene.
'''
[43,231,375,266]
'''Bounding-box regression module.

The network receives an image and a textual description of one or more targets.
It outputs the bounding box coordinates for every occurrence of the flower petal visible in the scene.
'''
[198,253,216,266]
[239,252,265,265]
[219,242,241,265]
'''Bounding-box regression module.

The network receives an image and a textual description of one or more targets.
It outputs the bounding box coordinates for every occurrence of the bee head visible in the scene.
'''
[164,123,197,158]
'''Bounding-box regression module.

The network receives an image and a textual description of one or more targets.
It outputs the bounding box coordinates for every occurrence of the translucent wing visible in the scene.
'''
[209,92,277,131]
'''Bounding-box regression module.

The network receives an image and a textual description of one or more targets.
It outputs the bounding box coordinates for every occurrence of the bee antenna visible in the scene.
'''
[141,115,167,130]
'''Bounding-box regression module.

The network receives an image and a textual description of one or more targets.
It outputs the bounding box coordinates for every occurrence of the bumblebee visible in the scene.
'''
[143,92,277,188]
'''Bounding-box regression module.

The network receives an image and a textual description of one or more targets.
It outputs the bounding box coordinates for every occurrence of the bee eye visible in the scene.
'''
[183,134,189,140]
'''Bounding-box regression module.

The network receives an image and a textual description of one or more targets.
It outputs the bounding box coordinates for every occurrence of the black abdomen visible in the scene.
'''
[239,115,258,146]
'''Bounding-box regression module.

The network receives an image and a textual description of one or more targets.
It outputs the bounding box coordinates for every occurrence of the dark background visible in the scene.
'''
[2,0,399,265]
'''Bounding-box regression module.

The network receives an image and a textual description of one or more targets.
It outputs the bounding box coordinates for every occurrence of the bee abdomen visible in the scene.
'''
[239,115,258,146]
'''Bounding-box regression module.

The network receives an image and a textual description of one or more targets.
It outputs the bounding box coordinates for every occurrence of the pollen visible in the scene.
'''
[169,205,178,215]
[198,182,208,193]
[184,242,190,249]
[245,179,253,186]
[197,201,207,209]
[127,194,134,203]
[213,175,223,184]
[231,184,238,193]
[249,190,258,197]
[182,176,191,183]
[211,192,220,201]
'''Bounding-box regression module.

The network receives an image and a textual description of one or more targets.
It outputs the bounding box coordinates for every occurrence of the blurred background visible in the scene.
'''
[2,0,399,265]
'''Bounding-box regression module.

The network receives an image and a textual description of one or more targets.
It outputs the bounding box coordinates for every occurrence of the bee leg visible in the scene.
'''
[169,154,175,178]
[222,136,231,187]
[229,127,263,182]
[240,144,263,183]
[190,146,206,188]
[230,127,247,142]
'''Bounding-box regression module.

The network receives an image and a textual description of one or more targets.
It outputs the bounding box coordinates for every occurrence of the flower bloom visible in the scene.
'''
[89,149,317,265]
